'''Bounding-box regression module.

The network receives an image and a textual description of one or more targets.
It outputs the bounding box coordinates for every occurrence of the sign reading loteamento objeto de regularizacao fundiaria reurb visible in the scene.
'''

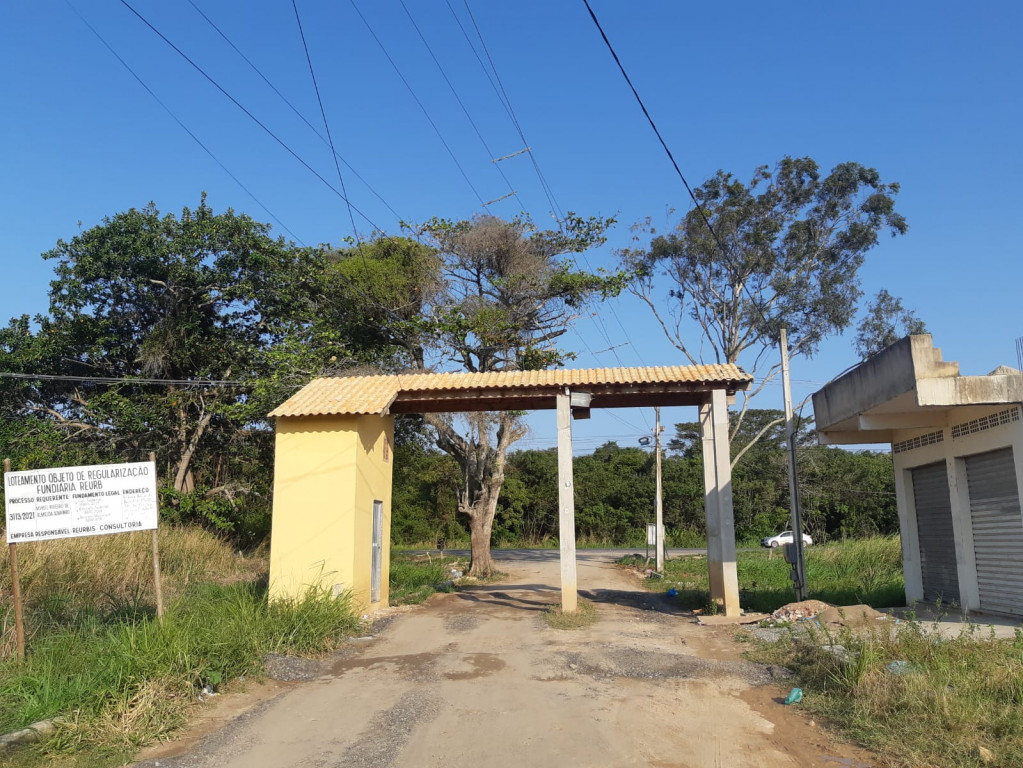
[4,461,158,544]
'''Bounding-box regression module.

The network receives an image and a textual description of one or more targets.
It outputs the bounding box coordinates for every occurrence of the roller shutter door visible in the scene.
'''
[911,462,959,604]
[966,448,1023,616]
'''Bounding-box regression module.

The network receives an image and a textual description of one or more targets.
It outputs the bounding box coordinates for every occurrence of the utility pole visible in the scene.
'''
[780,329,808,600]
[655,407,665,572]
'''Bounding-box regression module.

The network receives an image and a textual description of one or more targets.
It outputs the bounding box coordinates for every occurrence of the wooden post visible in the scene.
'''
[4,458,26,661]
[149,452,164,621]
[556,390,578,612]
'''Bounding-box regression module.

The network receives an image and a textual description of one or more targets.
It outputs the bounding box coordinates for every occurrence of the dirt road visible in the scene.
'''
[135,551,875,768]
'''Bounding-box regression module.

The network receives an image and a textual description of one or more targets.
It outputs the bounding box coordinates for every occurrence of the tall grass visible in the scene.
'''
[641,536,905,613]
[750,619,1023,767]
[389,554,465,605]
[0,528,261,653]
[0,527,361,756]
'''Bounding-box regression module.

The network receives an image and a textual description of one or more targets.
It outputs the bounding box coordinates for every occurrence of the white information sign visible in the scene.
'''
[4,461,158,544]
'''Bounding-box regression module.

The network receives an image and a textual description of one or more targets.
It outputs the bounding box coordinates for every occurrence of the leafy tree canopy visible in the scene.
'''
[619,157,907,457]
[853,289,927,360]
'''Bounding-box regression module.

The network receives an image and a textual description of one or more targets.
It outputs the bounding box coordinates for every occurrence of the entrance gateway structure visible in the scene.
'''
[267,365,752,615]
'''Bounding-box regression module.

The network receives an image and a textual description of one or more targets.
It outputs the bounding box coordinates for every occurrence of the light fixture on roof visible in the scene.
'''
[570,391,591,420]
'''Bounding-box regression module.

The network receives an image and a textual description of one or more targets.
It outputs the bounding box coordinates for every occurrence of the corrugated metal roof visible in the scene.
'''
[269,364,751,418]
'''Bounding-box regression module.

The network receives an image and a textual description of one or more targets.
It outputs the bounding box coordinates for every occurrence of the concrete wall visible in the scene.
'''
[892,405,1023,614]
[269,414,394,609]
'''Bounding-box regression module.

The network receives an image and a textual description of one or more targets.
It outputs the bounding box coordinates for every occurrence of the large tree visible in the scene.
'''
[619,157,907,462]
[325,215,616,576]
[0,197,321,536]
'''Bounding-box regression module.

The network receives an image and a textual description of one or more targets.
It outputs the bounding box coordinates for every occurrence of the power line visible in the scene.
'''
[397,0,524,213]
[184,0,405,223]
[580,1,729,260]
[64,0,304,246]
[117,0,384,232]
[581,0,776,337]
[458,0,564,223]
[446,2,646,389]
[291,0,360,243]
[0,371,245,387]
[454,4,644,373]
[348,0,487,208]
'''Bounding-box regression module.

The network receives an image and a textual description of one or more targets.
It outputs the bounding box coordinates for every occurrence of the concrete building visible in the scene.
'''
[813,336,1023,617]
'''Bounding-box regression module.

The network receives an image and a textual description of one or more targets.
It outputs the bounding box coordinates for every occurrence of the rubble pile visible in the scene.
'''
[769,599,831,624]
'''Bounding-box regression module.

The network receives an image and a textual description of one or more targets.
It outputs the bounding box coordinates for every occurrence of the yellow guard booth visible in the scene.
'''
[268,413,395,607]
[268,365,751,614]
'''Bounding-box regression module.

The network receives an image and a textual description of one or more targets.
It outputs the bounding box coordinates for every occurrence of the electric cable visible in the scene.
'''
[65,0,305,245]
[185,0,405,223]
[291,0,360,243]
[397,0,524,213]
[458,0,564,222]
[443,1,648,405]
[458,3,647,383]
[581,0,788,343]
[348,0,487,208]
[0,371,245,387]
[117,0,384,232]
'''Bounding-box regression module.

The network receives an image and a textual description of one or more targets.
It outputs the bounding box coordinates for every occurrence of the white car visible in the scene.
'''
[761,530,812,548]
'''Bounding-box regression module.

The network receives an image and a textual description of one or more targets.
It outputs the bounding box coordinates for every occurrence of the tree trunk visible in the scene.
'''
[424,411,524,579]
[174,401,214,493]
[466,503,497,577]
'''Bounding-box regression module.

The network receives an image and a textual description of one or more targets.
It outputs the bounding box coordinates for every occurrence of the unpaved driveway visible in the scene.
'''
[135,551,875,768]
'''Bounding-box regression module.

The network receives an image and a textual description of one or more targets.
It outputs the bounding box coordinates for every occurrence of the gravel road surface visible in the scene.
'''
[133,550,875,768]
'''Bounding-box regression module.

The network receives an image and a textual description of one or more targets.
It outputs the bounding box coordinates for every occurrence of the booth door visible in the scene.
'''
[371,500,383,603]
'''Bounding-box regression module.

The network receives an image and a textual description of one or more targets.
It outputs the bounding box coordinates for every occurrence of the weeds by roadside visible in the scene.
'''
[389,554,467,605]
[0,527,362,766]
[542,600,597,630]
[621,537,905,614]
[0,583,361,752]
[746,617,1023,767]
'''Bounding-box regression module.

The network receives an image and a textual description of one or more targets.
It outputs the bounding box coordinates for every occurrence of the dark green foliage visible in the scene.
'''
[854,288,928,360]
[390,410,899,547]
[390,445,463,546]
[0,200,417,544]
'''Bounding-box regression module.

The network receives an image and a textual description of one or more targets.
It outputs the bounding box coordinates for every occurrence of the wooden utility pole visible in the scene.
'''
[3,458,26,661]
[149,452,164,620]
[780,329,808,600]
[654,407,665,572]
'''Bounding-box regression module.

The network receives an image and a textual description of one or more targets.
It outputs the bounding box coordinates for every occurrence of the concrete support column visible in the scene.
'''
[948,454,980,614]
[893,465,924,605]
[556,390,578,612]
[700,389,740,616]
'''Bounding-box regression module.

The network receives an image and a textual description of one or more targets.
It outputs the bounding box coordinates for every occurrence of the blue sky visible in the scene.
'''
[1,1,1021,452]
